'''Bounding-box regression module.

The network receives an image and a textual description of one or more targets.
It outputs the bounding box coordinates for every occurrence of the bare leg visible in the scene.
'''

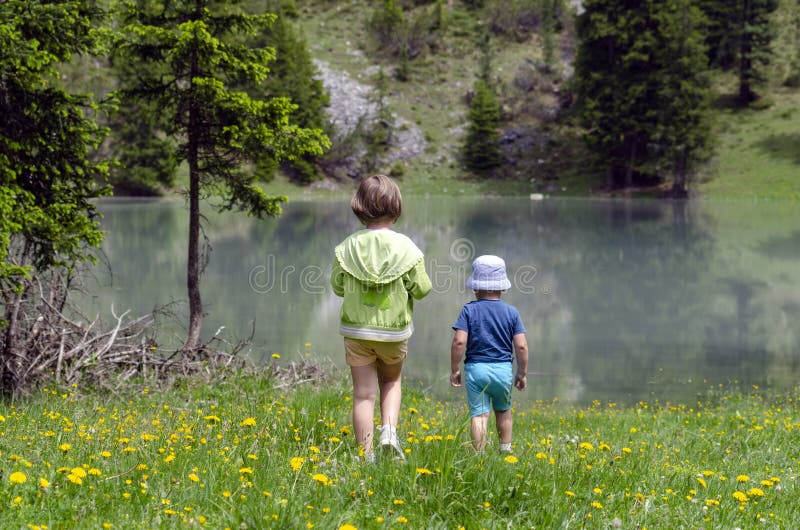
[496,409,513,444]
[377,359,404,427]
[470,413,490,452]
[351,364,378,454]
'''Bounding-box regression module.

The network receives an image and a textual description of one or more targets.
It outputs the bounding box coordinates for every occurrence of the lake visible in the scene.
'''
[85,196,800,405]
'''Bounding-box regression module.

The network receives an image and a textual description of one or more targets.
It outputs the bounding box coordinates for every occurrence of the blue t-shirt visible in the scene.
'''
[453,299,526,364]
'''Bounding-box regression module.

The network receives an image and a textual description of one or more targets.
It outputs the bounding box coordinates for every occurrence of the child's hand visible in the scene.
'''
[450,370,462,387]
[514,373,527,391]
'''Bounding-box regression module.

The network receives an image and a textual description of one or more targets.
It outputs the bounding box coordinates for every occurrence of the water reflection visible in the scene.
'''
[85,197,800,405]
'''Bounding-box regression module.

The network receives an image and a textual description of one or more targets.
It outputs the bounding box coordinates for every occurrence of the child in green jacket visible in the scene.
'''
[331,175,432,461]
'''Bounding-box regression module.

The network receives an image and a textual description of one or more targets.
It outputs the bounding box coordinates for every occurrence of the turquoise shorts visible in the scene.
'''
[465,362,513,417]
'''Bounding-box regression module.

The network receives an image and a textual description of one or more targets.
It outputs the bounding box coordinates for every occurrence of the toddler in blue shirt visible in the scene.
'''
[450,255,529,453]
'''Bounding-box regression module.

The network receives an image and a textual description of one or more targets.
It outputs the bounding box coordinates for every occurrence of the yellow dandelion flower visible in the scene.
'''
[732,491,748,503]
[598,443,611,451]
[70,468,87,478]
[102,523,113,529]
[203,415,221,423]
[12,496,22,505]
[100,451,112,458]
[164,454,176,463]
[239,417,257,427]
[376,517,385,523]
[565,491,576,497]
[702,470,715,477]
[239,467,253,475]
[705,499,719,506]
[697,477,707,488]
[67,473,83,485]
[339,524,358,530]
[747,488,765,497]
[309,446,320,454]
[578,442,593,451]
[416,467,433,475]
[393,499,405,505]
[290,457,305,471]
[736,475,750,483]
[222,490,232,498]
[329,436,341,443]
[271,353,281,359]
[622,447,632,454]
[189,473,200,483]
[9,471,27,484]
[312,473,331,486]
[88,468,102,476]
[197,516,206,524]
[59,443,72,452]
[591,501,603,509]
[396,516,408,524]
[0,415,5,422]
[39,477,50,488]
[535,452,547,459]
[503,455,518,464]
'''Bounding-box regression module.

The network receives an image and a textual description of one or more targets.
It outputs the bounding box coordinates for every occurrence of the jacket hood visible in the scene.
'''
[335,229,424,285]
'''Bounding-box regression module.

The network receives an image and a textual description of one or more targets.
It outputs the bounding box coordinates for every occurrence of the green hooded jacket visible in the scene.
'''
[331,229,432,341]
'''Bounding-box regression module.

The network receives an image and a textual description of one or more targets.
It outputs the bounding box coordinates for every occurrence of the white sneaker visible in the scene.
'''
[379,428,405,461]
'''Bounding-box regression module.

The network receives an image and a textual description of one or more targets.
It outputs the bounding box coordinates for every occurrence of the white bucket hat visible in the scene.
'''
[466,255,511,291]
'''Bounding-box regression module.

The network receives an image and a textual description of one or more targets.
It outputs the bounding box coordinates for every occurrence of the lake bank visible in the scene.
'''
[1,372,797,528]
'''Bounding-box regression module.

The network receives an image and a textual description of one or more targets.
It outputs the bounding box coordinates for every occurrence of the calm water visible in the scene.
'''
[84,196,800,404]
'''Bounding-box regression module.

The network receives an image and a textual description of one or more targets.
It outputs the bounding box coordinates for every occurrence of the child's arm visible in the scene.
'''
[404,260,432,300]
[513,333,528,391]
[330,257,346,297]
[450,330,468,387]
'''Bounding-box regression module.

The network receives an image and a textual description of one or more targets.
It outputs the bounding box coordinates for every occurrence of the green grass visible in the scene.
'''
[2,370,799,529]
[698,88,800,200]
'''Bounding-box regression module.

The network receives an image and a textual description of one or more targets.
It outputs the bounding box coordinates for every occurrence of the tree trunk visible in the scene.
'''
[670,150,689,198]
[738,0,755,105]
[183,23,203,354]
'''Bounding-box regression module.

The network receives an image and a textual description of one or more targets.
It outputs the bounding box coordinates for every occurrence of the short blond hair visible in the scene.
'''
[351,175,402,224]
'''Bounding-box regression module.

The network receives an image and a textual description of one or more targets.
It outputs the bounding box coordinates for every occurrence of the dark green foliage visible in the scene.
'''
[365,69,395,172]
[700,0,779,104]
[462,79,502,172]
[574,0,712,193]
[246,3,331,183]
[0,0,110,279]
[107,100,178,196]
[113,0,330,350]
[484,0,566,41]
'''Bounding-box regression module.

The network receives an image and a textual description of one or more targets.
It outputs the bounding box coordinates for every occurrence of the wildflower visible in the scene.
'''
[565,491,576,497]
[9,471,27,484]
[760,479,774,487]
[312,473,331,486]
[165,454,176,463]
[70,468,87,478]
[416,468,433,475]
[591,501,603,509]
[290,457,305,471]
[503,455,518,464]
[272,353,281,359]
[733,491,748,503]
[203,415,221,423]
[309,446,320,454]
[59,443,72,452]
[239,468,253,475]
[100,451,112,458]
[697,477,707,488]
[0,415,4,422]
[67,473,83,485]
[240,417,257,427]
[747,488,765,498]
[393,499,404,505]
[39,477,50,488]
[593,487,602,494]
[189,473,200,483]
[338,525,358,530]
[12,496,22,505]
[535,452,547,459]
[736,475,750,483]
[329,436,341,443]
[396,516,408,524]
[579,442,593,451]
[222,491,232,498]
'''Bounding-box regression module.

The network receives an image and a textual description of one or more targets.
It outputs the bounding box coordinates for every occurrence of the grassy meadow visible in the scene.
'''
[2,365,799,529]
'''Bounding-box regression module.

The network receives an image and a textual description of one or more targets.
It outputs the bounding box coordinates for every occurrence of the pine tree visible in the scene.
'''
[246,4,330,183]
[700,0,779,104]
[574,0,712,192]
[1,0,110,394]
[114,0,329,352]
[462,79,502,172]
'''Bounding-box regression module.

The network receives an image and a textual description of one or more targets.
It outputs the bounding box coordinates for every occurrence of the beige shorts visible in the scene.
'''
[344,338,408,367]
